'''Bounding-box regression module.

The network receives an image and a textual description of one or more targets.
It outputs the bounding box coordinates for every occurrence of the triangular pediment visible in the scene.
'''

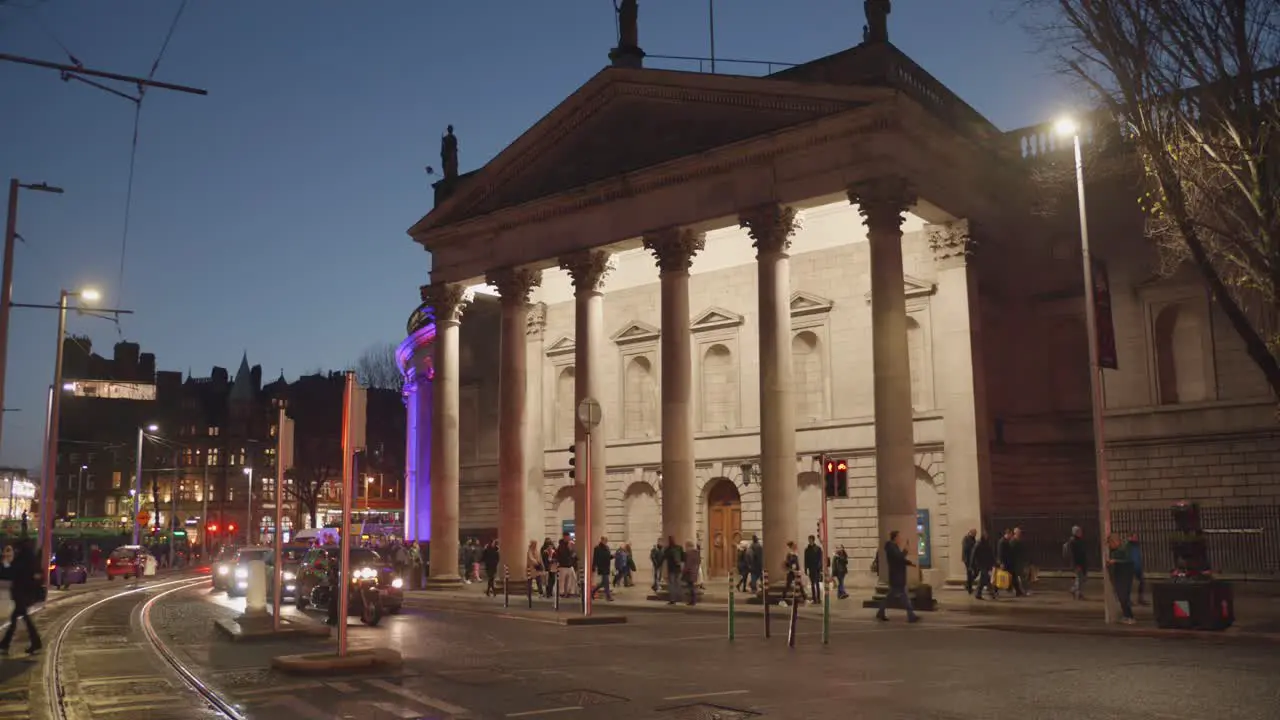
[691,307,744,333]
[611,320,661,345]
[790,291,834,317]
[864,275,936,304]
[546,335,576,357]
[415,69,876,231]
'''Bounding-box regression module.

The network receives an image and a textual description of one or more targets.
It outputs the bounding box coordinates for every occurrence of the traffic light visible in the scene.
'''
[567,444,577,481]
[226,522,238,535]
[824,458,837,498]
[835,459,849,498]
[207,523,218,535]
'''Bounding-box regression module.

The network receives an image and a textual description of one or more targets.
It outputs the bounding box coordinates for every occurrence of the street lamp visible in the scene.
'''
[1056,116,1116,624]
[0,179,64,458]
[76,464,86,518]
[133,423,158,544]
[243,467,253,546]
[37,287,100,573]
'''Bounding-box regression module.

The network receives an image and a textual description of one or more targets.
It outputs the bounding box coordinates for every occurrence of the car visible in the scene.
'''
[228,546,272,597]
[294,546,403,613]
[264,544,311,602]
[211,545,241,592]
[105,545,153,581]
[48,555,88,587]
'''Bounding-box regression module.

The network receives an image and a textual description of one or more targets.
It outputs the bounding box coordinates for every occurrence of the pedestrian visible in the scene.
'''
[1128,533,1146,605]
[832,544,849,599]
[996,528,1025,597]
[649,538,664,592]
[748,535,763,593]
[540,539,556,598]
[681,541,700,606]
[1106,533,1137,624]
[0,539,43,654]
[482,540,500,596]
[961,529,977,595]
[970,530,996,600]
[663,535,684,605]
[526,540,544,596]
[1011,527,1032,596]
[736,541,750,592]
[612,543,630,589]
[874,530,920,623]
[592,536,614,601]
[783,541,802,605]
[325,558,341,626]
[1065,526,1089,600]
[409,541,424,590]
[803,535,823,604]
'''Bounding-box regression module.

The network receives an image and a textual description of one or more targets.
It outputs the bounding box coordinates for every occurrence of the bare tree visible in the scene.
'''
[283,374,343,529]
[354,342,404,393]
[1023,0,1280,395]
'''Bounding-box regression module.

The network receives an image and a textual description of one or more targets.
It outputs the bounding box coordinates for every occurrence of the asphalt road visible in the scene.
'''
[27,583,1280,720]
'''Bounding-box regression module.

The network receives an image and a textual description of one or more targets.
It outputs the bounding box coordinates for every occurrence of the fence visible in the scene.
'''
[991,505,1280,580]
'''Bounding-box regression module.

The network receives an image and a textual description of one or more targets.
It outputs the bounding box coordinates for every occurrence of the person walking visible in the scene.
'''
[591,536,614,602]
[1065,526,1089,600]
[961,529,977,595]
[481,540,500,597]
[970,530,996,600]
[1128,533,1147,605]
[681,541,700,606]
[748,535,763,593]
[649,538,664,592]
[735,541,750,592]
[803,535,823,604]
[1106,533,1137,624]
[832,545,850,600]
[0,539,42,654]
[875,530,919,623]
[526,540,544,596]
[663,535,684,605]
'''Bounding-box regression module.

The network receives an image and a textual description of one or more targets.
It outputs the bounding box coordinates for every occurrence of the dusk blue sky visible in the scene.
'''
[1,0,1076,472]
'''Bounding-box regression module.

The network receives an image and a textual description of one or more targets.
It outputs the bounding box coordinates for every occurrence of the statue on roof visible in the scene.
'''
[615,0,639,49]
[440,125,459,180]
[864,0,890,44]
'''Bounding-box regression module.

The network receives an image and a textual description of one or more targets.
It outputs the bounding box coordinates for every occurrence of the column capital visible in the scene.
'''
[738,204,799,255]
[486,266,542,304]
[847,176,917,231]
[926,219,977,268]
[526,301,548,336]
[559,249,614,293]
[643,228,705,274]
[420,282,473,327]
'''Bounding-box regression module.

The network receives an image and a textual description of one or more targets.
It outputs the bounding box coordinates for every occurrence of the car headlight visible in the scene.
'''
[352,567,376,580]
[282,571,296,581]
[234,567,248,579]
[216,565,229,575]
[391,578,403,589]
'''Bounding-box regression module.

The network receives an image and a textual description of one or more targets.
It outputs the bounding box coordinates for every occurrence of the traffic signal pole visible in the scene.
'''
[820,454,830,645]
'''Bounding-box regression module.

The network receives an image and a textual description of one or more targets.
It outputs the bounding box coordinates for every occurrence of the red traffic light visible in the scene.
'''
[837,461,848,471]
[227,522,238,533]
[825,461,835,473]
[207,523,218,533]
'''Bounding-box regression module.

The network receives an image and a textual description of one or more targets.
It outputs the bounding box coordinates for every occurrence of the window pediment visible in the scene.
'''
[791,291,834,318]
[546,335,576,358]
[691,307,744,333]
[863,275,936,304]
[612,320,661,346]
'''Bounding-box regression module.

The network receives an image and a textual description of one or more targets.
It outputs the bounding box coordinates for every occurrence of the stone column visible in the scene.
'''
[739,205,800,576]
[421,282,470,587]
[559,251,612,546]
[404,369,434,544]
[643,229,704,548]
[524,302,548,546]
[487,266,542,581]
[929,220,992,584]
[849,178,920,583]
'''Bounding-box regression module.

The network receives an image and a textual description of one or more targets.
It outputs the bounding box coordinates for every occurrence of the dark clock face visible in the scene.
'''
[406,303,435,336]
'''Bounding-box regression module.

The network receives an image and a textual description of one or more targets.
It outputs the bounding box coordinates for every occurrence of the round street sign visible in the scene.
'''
[136,510,151,526]
[577,397,603,432]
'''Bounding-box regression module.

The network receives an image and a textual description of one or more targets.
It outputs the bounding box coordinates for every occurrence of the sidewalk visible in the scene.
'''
[402,575,1280,643]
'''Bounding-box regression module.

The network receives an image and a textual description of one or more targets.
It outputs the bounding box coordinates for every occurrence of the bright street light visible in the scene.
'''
[78,288,100,302]
[1055,116,1079,137]
[147,424,158,432]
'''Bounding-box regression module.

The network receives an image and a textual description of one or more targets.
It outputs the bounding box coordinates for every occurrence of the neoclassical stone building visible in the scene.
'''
[398,13,1280,588]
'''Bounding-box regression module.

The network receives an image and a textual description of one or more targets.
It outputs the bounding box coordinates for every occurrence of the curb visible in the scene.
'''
[271,648,403,675]
[971,621,1280,645]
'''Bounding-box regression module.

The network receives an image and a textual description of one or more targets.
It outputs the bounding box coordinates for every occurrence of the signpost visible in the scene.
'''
[136,510,150,529]
[576,397,602,617]
[338,372,367,657]
[273,408,295,632]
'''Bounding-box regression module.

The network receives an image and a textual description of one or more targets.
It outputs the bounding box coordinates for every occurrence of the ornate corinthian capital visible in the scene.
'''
[927,219,977,266]
[643,228,705,275]
[486,266,542,304]
[559,250,614,293]
[847,176,917,232]
[738,204,799,255]
[420,282,473,326]
[526,301,548,336]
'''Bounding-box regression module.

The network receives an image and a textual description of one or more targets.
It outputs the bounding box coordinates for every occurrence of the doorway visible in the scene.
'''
[706,479,742,579]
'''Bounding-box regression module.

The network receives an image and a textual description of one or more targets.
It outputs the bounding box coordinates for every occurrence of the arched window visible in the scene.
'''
[792,331,826,422]
[907,317,928,410]
[623,356,657,438]
[701,344,738,431]
[1154,302,1208,404]
[555,366,576,442]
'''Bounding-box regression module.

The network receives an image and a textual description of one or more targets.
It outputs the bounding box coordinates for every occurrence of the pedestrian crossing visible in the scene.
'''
[232,675,468,720]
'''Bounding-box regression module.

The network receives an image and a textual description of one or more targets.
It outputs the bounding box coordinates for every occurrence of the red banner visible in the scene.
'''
[1092,257,1118,370]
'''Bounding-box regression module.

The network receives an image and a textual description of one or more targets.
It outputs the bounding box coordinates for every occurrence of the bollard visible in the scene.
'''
[787,576,801,648]
[822,574,831,645]
[503,564,510,609]
[727,568,737,635]
[527,565,533,609]
[762,570,771,639]
[553,564,560,612]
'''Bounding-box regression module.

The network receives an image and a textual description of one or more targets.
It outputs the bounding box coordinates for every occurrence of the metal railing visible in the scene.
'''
[644,53,797,76]
[990,506,1280,579]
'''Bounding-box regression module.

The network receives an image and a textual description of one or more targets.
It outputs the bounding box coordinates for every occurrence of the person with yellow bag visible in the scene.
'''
[996,528,1026,597]
[970,530,996,600]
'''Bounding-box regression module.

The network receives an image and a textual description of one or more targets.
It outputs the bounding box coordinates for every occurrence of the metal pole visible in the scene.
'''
[820,464,830,645]
[708,0,716,74]
[763,570,771,638]
[527,565,533,609]
[273,406,285,631]
[133,426,144,544]
[76,466,84,518]
[245,467,253,546]
[0,52,209,95]
[201,461,209,561]
[169,468,177,568]
[787,576,800,648]
[337,371,356,656]
[0,179,17,457]
[728,569,735,641]
[38,292,68,576]
[583,433,592,617]
[503,563,510,608]
[1073,132,1115,625]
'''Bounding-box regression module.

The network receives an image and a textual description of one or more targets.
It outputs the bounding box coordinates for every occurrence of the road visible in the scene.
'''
[6,581,1279,719]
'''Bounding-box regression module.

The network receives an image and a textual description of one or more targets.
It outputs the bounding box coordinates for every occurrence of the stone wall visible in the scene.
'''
[1108,432,1280,509]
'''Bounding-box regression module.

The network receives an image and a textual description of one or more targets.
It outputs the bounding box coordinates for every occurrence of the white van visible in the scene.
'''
[292,528,340,546]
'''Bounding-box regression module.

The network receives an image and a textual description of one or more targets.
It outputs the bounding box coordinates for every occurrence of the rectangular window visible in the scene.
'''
[112,471,122,489]
[86,476,95,490]
[208,426,220,437]
[208,448,220,466]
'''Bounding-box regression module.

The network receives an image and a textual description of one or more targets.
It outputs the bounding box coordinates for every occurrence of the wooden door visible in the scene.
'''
[707,481,743,579]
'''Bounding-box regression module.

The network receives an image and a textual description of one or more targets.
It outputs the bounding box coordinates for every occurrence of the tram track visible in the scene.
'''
[44,576,244,720]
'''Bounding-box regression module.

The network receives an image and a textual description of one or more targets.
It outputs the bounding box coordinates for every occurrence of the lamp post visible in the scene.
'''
[133,424,157,544]
[1056,117,1116,625]
[0,178,63,458]
[76,464,86,517]
[243,467,253,546]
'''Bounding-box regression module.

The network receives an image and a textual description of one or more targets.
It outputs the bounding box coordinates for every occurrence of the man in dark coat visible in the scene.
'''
[591,536,614,601]
[961,529,977,594]
[0,539,43,654]
[803,535,823,604]
[874,530,919,623]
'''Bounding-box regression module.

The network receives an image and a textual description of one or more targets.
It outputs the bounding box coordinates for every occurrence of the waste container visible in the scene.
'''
[1152,579,1234,630]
